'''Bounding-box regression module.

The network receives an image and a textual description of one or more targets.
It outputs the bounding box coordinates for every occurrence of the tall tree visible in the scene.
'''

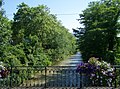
[0,0,16,65]
[74,0,120,64]
[12,3,76,65]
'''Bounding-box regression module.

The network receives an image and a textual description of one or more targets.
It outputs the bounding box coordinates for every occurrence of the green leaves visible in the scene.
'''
[11,3,76,66]
[74,0,120,63]
[0,2,76,67]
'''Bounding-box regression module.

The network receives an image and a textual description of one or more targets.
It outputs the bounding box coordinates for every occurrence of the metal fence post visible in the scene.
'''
[45,66,47,88]
[80,72,82,88]
[115,67,117,88]
[10,65,12,88]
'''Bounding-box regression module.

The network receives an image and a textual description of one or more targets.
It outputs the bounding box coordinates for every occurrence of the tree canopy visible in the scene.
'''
[73,0,120,64]
[0,2,76,66]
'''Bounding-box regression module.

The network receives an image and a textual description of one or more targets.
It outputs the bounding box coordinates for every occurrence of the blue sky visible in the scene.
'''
[3,0,96,33]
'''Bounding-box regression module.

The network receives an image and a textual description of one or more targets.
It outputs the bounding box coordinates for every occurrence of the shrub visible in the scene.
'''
[76,57,115,86]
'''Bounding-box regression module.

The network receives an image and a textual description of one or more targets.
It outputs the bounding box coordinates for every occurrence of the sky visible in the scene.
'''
[3,0,97,33]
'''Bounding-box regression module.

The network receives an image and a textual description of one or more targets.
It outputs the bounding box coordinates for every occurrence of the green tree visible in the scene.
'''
[0,0,24,66]
[74,0,120,64]
[12,3,76,65]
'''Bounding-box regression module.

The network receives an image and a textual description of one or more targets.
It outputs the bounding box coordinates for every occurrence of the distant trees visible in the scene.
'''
[0,2,76,66]
[0,0,14,66]
[73,0,120,64]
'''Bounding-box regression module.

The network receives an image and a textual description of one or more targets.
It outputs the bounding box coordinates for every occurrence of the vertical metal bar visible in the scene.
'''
[40,68,43,87]
[98,71,101,86]
[114,67,117,88]
[80,72,82,88]
[33,67,36,87]
[45,66,47,88]
[26,66,28,87]
[61,68,63,87]
[75,70,78,87]
[64,69,67,86]
[10,65,12,88]
[56,70,58,87]
[52,68,54,87]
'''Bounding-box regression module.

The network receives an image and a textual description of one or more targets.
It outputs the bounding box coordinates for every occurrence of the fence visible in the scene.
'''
[0,65,120,89]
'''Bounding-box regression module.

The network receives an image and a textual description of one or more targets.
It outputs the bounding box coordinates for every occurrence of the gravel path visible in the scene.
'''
[55,52,82,66]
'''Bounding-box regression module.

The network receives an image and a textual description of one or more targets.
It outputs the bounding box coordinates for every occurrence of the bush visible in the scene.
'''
[76,57,115,87]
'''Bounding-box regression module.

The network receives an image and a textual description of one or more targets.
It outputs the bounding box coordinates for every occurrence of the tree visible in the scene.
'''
[12,3,76,66]
[74,0,120,64]
[0,0,24,66]
[0,1,77,86]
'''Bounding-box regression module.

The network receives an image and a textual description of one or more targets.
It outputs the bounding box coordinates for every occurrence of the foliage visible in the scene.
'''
[115,37,120,64]
[73,0,120,64]
[0,2,76,86]
[0,2,77,66]
[76,57,115,86]
[11,3,76,66]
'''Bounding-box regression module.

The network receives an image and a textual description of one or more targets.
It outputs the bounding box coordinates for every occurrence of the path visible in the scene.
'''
[55,52,82,66]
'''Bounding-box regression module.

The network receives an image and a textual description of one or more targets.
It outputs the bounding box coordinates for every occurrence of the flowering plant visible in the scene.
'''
[0,62,9,78]
[76,57,115,86]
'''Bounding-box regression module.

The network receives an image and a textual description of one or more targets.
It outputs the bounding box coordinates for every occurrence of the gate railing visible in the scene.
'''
[0,66,81,88]
[0,65,120,88]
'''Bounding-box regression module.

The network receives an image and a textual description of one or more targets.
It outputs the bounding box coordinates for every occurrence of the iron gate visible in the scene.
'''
[0,66,120,89]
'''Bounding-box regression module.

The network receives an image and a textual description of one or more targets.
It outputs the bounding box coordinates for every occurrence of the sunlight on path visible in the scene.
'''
[56,52,82,66]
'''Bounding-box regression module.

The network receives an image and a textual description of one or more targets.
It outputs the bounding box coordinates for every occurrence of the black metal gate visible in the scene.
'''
[0,66,120,89]
[0,66,82,88]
